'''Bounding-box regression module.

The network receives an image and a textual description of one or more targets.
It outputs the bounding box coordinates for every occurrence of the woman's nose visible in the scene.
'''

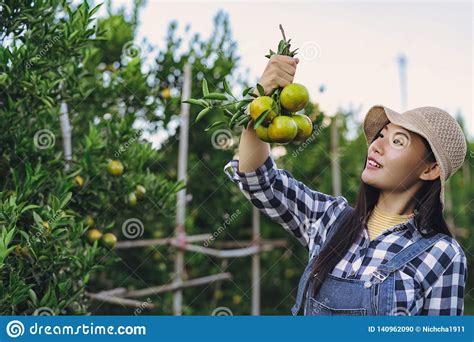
[370,136,384,155]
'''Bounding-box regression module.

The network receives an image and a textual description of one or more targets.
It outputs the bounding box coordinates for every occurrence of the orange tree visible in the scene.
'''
[0,0,181,315]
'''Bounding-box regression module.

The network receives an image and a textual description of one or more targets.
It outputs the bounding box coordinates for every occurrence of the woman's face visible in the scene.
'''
[361,122,438,192]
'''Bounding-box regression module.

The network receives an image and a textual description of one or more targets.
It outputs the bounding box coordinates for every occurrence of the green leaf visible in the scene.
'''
[256,83,265,96]
[242,86,254,97]
[202,79,209,96]
[204,121,227,131]
[278,40,285,54]
[183,99,208,107]
[229,111,242,127]
[223,79,234,98]
[202,93,228,101]
[194,107,212,123]
[253,110,270,129]
[224,109,234,118]
[89,3,102,16]
[236,115,251,128]
[28,289,38,306]
[20,204,40,214]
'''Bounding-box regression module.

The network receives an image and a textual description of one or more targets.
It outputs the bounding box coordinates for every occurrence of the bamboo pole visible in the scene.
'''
[59,101,72,172]
[86,292,155,309]
[173,63,192,315]
[330,114,341,196]
[172,242,269,258]
[214,239,288,249]
[115,233,212,249]
[125,272,232,298]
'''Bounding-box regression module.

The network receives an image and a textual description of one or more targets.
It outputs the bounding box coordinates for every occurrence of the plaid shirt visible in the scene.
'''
[224,153,468,315]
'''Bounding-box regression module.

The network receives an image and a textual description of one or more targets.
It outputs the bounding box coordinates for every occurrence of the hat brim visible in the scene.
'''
[363,105,446,211]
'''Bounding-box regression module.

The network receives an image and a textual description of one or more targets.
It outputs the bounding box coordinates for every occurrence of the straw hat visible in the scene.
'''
[363,105,467,211]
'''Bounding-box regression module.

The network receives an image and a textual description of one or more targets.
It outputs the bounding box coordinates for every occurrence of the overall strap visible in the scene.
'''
[369,232,445,285]
[291,204,354,316]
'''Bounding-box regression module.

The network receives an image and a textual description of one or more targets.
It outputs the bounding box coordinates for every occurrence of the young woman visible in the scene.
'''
[224,55,468,315]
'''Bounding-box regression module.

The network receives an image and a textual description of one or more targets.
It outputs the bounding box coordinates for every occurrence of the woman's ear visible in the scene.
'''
[419,162,440,181]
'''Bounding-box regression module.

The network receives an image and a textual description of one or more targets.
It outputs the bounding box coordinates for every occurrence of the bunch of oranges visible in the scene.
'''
[184,25,315,146]
[249,83,313,144]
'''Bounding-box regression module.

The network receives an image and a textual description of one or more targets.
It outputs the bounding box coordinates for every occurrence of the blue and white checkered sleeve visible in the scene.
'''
[223,153,348,249]
[421,247,467,315]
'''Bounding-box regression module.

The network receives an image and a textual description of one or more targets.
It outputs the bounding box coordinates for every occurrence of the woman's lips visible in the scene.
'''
[366,160,383,170]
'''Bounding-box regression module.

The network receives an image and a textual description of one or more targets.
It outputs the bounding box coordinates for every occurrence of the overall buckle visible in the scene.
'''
[371,269,388,283]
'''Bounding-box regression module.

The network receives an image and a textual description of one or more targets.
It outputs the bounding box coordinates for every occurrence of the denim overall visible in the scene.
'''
[291,205,444,316]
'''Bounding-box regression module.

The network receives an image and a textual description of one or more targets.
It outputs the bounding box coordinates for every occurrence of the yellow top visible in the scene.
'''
[366,205,414,241]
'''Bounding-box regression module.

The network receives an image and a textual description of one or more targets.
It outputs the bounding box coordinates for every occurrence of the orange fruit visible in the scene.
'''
[280,83,309,112]
[86,229,103,244]
[128,192,137,206]
[267,116,298,143]
[85,215,94,227]
[249,96,277,124]
[161,87,171,98]
[74,175,84,188]
[292,114,313,141]
[107,160,124,176]
[135,185,146,199]
[101,232,117,248]
[255,125,272,143]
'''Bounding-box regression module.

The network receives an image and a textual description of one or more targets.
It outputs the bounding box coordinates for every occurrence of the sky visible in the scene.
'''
[104,0,473,139]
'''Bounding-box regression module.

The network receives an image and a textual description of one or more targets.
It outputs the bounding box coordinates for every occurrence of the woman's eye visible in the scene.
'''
[393,138,402,145]
[376,133,384,139]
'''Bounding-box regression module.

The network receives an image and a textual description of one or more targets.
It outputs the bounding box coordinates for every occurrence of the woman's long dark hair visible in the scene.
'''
[308,135,451,297]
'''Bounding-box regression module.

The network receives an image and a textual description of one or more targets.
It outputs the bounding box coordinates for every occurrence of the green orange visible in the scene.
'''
[255,125,272,143]
[107,160,124,176]
[128,192,137,206]
[280,83,309,112]
[135,185,146,199]
[292,114,313,141]
[86,228,103,244]
[101,232,117,248]
[267,116,298,144]
[249,96,277,125]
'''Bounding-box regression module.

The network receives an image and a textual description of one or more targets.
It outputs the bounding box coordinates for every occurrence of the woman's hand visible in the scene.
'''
[258,55,299,95]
